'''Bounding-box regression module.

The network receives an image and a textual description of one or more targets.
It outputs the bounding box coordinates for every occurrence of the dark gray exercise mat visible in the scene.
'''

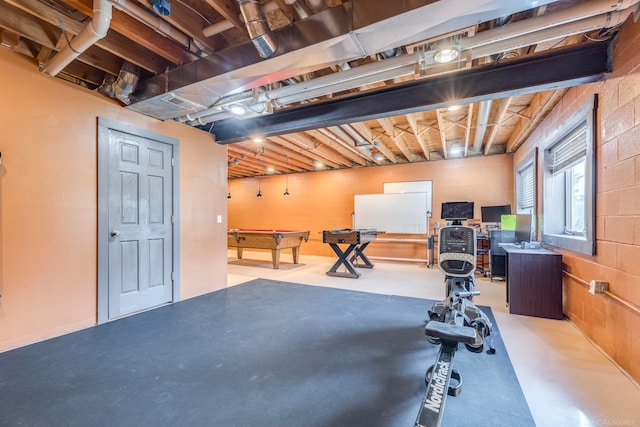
[0,279,534,427]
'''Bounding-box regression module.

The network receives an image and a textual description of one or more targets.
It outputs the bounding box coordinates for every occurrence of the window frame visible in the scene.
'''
[541,95,597,255]
[515,148,537,238]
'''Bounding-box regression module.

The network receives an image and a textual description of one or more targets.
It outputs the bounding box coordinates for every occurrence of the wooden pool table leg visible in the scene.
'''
[292,247,300,264]
[271,249,281,269]
[236,247,243,259]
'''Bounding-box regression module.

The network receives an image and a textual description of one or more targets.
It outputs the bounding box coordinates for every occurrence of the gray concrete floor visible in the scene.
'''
[228,250,640,427]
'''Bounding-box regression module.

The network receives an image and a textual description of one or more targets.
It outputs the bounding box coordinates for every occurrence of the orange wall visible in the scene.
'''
[228,155,514,258]
[0,49,228,351]
[513,17,640,380]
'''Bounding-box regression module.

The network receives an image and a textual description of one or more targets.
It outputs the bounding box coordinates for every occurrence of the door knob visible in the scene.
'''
[110,230,120,237]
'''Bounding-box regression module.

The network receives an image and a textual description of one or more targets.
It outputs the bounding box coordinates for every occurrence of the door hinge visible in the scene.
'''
[171,271,175,281]
[171,158,175,167]
[171,215,175,224]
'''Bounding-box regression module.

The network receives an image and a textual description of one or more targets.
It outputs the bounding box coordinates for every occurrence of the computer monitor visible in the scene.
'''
[441,201,475,222]
[515,214,533,244]
[480,204,512,223]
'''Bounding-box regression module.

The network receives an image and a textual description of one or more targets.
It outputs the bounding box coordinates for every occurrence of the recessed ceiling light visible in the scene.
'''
[229,104,247,115]
[447,104,462,111]
[434,48,459,63]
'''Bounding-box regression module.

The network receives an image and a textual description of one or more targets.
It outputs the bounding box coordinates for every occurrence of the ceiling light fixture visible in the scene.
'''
[449,142,463,155]
[433,36,460,64]
[229,104,247,115]
[227,176,232,199]
[150,0,171,16]
[447,104,462,111]
[256,178,262,198]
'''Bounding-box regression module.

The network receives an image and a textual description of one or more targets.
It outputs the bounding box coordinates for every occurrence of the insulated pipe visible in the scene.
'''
[237,0,278,58]
[42,0,112,76]
[472,100,492,153]
[462,0,640,50]
[108,0,203,56]
[470,9,635,59]
[260,51,421,102]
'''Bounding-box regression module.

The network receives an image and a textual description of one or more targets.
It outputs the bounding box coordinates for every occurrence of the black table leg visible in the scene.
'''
[326,243,361,278]
[350,241,374,269]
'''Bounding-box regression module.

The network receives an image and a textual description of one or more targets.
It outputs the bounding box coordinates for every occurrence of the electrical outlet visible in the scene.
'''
[589,280,608,295]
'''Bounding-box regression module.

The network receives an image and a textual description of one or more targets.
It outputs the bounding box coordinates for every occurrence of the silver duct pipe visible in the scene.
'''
[42,0,112,76]
[113,61,140,105]
[472,100,492,153]
[237,0,278,58]
[97,73,117,98]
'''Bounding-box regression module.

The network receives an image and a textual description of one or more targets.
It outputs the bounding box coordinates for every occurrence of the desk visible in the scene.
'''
[502,245,563,319]
[322,229,382,278]
[228,229,310,269]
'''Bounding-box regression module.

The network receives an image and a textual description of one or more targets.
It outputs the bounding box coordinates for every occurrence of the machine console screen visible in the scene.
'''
[440,227,474,255]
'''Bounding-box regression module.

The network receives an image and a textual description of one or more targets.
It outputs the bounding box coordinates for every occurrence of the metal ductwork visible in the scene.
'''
[113,61,140,105]
[128,0,560,120]
[237,0,278,59]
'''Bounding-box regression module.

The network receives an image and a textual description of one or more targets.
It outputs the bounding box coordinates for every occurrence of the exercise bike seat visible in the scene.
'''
[425,320,479,346]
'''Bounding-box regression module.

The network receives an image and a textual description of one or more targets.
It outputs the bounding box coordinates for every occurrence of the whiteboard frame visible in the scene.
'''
[354,192,429,234]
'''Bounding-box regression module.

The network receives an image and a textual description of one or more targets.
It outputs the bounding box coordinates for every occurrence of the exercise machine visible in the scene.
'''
[414,225,493,427]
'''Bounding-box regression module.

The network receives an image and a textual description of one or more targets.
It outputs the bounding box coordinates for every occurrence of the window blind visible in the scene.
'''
[518,163,534,210]
[550,124,587,175]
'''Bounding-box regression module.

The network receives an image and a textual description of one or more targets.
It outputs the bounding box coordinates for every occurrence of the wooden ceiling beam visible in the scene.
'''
[268,136,342,169]
[228,144,306,172]
[6,0,171,73]
[406,114,430,161]
[349,122,396,163]
[306,129,369,167]
[261,140,316,168]
[377,118,412,162]
[62,0,198,65]
[484,97,513,155]
[506,88,567,153]
[0,3,62,50]
[281,133,350,168]
[203,0,247,35]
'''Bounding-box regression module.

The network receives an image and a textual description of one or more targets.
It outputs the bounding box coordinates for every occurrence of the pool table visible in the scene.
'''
[228,229,310,269]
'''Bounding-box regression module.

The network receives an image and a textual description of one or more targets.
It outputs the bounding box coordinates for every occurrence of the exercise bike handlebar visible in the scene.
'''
[454,291,480,299]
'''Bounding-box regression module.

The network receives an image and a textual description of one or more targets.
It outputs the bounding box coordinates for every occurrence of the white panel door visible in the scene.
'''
[107,130,174,318]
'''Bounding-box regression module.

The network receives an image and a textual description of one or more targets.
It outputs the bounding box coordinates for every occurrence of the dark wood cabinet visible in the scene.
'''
[489,230,515,280]
[503,246,563,320]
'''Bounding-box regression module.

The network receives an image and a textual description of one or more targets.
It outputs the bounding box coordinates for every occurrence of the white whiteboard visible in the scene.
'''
[354,192,428,234]
[383,180,433,214]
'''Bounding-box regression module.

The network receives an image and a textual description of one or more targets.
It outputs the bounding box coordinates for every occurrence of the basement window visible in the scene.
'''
[541,95,597,255]
[516,148,537,236]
